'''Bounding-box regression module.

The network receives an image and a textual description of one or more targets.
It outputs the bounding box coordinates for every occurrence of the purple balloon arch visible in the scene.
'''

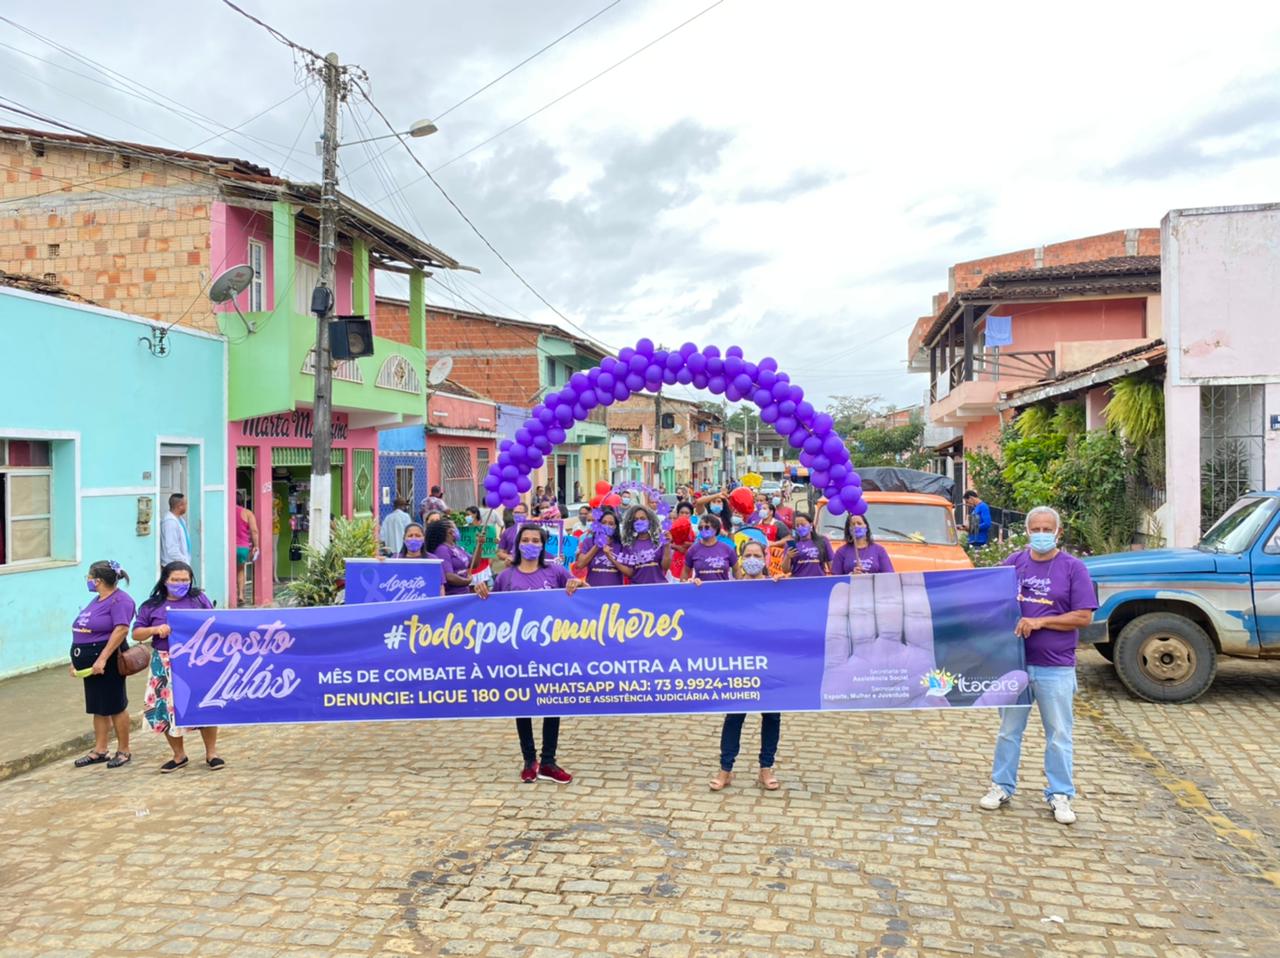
[482,338,867,517]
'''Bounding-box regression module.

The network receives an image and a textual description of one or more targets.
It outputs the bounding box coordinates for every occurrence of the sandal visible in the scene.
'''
[206,757,226,770]
[758,767,780,791]
[709,770,733,792]
[106,751,132,768]
[160,757,189,773]
[74,751,109,767]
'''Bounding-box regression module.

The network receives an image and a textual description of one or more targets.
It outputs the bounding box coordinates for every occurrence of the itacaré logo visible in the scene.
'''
[921,669,956,697]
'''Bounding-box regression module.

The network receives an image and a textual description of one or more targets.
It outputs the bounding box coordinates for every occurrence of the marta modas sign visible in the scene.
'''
[609,435,629,467]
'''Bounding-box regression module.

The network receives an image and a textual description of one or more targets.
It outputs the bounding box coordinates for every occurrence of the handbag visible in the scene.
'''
[117,640,151,677]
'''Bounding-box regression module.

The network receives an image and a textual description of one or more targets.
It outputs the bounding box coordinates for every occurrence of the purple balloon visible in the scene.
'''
[788,385,804,403]
[725,356,745,377]
[850,498,868,517]
[555,405,574,425]
[827,498,847,517]
[759,356,778,372]
[757,369,777,389]
[813,413,834,435]
[665,351,685,371]
[708,375,727,394]
[485,491,501,508]
[532,435,552,453]
[572,403,588,420]
[687,352,707,373]
[625,373,645,392]
[676,368,694,385]
[500,439,513,451]
[707,357,725,376]
[527,452,545,470]
[733,373,753,393]
[822,433,845,457]
[597,372,615,391]
[645,364,663,382]
[618,347,635,364]
[662,368,678,385]
[789,426,809,447]
[810,470,829,489]
[548,426,566,444]
[570,373,590,392]
[644,379,662,393]
[652,350,670,370]
[629,353,649,373]
[830,463,849,481]
[692,372,710,389]
[516,475,532,493]
[840,485,860,508]
[771,381,790,401]
[726,345,744,359]
[614,381,631,401]
[587,367,601,383]
[725,384,743,402]
[753,388,773,406]
[580,391,599,410]
[597,390,615,406]
[776,415,797,434]
[799,450,815,467]
[509,443,527,460]
[543,393,560,409]
[779,399,797,417]
[760,404,780,423]
[702,345,721,359]
[501,465,518,480]
[743,362,758,380]
[813,454,831,472]
[796,400,815,421]
[483,474,501,491]
[636,338,655,356]
[499,481,517,500]
[515,428,532,446]
[680,342,698,357]
[803,434,823,455]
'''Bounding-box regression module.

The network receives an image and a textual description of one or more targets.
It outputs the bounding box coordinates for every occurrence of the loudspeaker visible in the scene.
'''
[330,316,374,360]
[661,413,675,429]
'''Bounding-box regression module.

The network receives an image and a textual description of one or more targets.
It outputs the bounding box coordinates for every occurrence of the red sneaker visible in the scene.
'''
[537,763,572,784]
[520,761,539,783]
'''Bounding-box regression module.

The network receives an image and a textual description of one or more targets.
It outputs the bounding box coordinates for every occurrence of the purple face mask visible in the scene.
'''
[167,581,191,598]
[853,525,868,539]
[633,519,650,534]
[404,536,425,551]
[86,579,99,593]
[519,542,544,561]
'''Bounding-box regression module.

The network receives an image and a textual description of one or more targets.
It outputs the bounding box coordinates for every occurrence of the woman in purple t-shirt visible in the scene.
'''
[496,503,529,565]
[781,512,832,577]
[613,506,671,585]
[830,513,895,576]
[132,561,222,772]
[397,523,428,559]
[425,519,476,596]
[571,507,626,587]
[681,515,737,582]
[477,524,584,785]
[69,560,135,768]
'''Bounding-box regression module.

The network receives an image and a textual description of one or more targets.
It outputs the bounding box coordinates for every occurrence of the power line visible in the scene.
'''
[215,0,325,63]
[355,83,616,354]
[434,0,627,122]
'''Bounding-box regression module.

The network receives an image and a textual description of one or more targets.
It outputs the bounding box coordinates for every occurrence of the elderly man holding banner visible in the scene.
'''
[979,505,1096,825]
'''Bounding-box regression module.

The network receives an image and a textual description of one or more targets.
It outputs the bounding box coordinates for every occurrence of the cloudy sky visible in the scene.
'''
[4,1,1280,411]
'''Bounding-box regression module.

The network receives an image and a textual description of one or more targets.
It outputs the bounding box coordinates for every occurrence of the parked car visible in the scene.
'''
[815,491,971,572]
[1082,491,1280,703]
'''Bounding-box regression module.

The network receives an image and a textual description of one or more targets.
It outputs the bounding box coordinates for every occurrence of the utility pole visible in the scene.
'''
[653,391,663,489]
[309,51,342,551]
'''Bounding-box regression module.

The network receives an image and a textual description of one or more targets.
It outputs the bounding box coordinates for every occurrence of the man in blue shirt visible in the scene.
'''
[964,489,992,548]
[160,493,191,566]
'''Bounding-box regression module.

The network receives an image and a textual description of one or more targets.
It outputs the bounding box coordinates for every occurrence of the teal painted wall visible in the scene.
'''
[0,289,228,677]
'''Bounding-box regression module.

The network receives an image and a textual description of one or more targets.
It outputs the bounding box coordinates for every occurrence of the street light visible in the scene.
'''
[339,119,438,147]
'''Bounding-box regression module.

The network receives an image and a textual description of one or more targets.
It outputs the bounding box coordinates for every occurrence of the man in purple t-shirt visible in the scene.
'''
[979,505,1096,825]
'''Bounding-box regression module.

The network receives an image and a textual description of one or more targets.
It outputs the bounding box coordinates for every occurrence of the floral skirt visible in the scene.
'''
[143,648,197,736]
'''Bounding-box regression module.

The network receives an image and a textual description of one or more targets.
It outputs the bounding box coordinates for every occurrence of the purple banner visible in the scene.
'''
[168,568,1028,727]
[343,558,444,604]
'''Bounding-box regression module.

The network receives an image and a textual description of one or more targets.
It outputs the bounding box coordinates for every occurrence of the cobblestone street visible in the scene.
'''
[2,649,1278,958]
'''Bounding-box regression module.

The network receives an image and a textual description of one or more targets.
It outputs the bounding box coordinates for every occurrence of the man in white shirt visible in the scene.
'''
[381,497,413,555]
[160,493,191,566]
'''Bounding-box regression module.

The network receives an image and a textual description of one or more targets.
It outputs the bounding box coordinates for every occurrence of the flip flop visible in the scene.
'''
[160,757,189,773]
[74,751,109,767]
[206,757,226,770]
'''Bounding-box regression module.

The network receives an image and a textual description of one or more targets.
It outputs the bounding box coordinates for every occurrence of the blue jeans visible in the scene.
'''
[991,665,1076,800]
[720,713,780,771]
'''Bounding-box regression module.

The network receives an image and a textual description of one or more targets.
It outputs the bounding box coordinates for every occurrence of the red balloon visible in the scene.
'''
[589,495,605,508]
[728,487,756,516]
[602,494,623,507]
[595,480,612,496]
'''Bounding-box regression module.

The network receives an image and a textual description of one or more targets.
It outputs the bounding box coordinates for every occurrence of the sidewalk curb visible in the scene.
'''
[0,713,145,783]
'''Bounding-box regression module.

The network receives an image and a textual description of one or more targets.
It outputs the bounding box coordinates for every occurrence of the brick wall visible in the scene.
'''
[948,228,1162,294]
[424,307,543,406]
[379,296,412,345]
[0,137,218,330]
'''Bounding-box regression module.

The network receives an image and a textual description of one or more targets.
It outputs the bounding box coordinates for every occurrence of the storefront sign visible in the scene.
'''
[168,568,1028,726]
[609,435,629,466]
[344,558,444,604]
[238,410,349,441]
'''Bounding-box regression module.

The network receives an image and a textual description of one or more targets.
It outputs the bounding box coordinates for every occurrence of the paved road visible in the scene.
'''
[2,650,1278,957]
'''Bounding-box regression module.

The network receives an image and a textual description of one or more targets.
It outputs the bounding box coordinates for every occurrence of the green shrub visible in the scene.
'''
[279,516,378,607]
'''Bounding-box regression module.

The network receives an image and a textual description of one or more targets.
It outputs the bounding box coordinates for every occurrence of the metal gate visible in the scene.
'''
[440,445,475,510]
[1200,384,1264,532]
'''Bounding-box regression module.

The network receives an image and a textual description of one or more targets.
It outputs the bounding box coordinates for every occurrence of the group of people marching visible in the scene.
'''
[71,485,1094,826]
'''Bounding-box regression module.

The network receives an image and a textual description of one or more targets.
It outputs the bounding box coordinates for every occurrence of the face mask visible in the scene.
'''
[86,579,99,593]
[771,497,781,506]
[741,557,766,576]
[731,515,743,527]
[853,526,868,540]
[633,519,650,534]
[167,581,191,598]
[464,516,474,525]
[621,497,633,508]
[709,503,723,514]
[404,537,424,551]
[519,542,544,561]
[795,524,811,538]
[1029,532,1058,554]
[699,528,716,541]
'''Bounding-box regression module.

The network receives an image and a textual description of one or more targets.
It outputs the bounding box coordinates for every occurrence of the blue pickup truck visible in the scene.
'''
[1082,491,1280,703]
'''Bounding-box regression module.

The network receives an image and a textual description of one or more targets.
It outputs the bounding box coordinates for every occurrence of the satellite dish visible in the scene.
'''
[671,423,683,435]
[427,355,454,385]
[208,264,256,334]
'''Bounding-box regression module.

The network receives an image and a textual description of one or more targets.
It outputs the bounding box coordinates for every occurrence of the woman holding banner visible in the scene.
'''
[681,515,737,582]
[496,503,529,566]
[572,507,627,587]
[831,513,894,575]
[781,511,832,577]
[132,561,223,772]
[397,523,428,559]
[477,524,583,784]
[613,505,671,585]
[425,520,476,596]
[709,539,783,792]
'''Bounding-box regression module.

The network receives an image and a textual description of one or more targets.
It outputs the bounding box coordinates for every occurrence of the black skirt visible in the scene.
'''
[70,641,128,716]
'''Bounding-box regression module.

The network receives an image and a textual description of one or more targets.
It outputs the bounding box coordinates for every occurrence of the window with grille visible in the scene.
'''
[440,445,475,510]
[248,239,265,311]
[0,439,53,565]
[395,466,415,507]
[475,447,490,506]
[1200,385,1264,533]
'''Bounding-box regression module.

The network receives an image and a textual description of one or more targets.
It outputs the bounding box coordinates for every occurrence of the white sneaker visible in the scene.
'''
[1049,794,1076,824]
[978,784,1010,810]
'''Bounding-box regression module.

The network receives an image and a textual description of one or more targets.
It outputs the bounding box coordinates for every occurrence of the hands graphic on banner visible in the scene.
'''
[821,573,1027,709]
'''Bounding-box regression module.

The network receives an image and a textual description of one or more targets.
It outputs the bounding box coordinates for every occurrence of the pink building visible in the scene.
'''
[906,231,1162,500]
[425,380,499,512]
